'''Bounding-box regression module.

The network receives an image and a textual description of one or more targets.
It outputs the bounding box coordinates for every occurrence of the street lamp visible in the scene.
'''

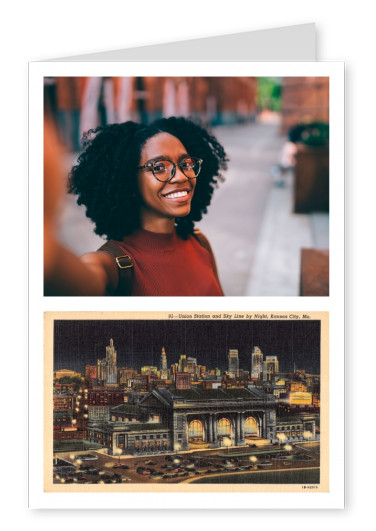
[276,433,287,448]
[223,437,231,454]
[115,447,122,463]
[174,442,181,454]
[75,458,82,472]
[303,431,312,442]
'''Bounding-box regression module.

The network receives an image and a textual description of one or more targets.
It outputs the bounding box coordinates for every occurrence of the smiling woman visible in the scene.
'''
[45,117,228,296]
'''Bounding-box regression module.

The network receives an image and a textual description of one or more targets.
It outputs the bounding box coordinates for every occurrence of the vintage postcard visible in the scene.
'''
[44,311,328,496]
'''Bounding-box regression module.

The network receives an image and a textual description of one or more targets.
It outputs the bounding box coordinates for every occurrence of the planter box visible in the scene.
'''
[300,248,329,296]
[294,143,329,213]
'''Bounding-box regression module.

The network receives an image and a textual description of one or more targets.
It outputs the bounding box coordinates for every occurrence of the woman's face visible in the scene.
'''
[137,132,196,231]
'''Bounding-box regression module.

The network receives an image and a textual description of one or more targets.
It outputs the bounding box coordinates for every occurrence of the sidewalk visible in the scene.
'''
[199,122,329,296]
[244,174,329,296]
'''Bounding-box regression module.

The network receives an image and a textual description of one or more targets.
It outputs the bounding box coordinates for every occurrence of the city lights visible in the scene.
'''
[53,324,320,485]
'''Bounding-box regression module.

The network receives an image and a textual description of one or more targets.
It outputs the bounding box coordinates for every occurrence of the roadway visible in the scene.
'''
[54,440,320,485]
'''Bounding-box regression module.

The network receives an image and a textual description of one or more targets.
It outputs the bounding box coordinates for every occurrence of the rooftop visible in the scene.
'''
[150,386,268,405]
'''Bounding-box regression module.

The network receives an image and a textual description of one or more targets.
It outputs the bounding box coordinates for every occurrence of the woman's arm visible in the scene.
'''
[44,226,118,296]
[44,117,118,296]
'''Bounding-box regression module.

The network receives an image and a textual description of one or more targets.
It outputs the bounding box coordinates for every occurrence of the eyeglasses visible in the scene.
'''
[138,156,203,182]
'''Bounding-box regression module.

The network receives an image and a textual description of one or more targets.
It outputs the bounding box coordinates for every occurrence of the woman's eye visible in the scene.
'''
[182,158,195,169]
[153,162,167,173]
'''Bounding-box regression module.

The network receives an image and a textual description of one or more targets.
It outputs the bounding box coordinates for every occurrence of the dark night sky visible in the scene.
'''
[53,319,321,375]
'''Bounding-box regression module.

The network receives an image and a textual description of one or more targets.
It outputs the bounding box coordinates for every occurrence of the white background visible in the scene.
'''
[2,0,371,526]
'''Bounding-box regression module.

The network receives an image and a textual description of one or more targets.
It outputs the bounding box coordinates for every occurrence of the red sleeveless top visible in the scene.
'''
[114,229,223,296]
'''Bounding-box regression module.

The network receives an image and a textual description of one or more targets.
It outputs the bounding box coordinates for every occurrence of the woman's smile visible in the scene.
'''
[162,187,192,200]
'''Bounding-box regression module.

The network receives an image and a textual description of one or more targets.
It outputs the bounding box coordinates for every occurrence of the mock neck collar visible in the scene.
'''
[122,228,178,251]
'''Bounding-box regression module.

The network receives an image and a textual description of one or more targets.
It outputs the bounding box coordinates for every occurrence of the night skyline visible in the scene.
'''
[53,319,321,375]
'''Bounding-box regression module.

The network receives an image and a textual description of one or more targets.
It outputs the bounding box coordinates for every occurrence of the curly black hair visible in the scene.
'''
[68,116,228,240]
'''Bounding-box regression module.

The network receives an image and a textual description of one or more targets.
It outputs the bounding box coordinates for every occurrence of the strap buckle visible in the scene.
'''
[115,255,133,269]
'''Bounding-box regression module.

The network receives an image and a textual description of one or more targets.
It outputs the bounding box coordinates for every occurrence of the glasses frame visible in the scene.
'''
[138,156,203,182]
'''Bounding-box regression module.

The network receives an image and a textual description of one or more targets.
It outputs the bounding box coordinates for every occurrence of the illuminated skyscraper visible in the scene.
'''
[186,357,197,375]
[178,355,187,373]
[97,338,118,385]
[228,349,239,376]
[251,346,263,379]
[160,347,167,371]
[264,356,279,382]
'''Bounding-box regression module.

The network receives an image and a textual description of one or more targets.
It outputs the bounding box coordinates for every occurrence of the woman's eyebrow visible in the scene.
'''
[145,153,190,164]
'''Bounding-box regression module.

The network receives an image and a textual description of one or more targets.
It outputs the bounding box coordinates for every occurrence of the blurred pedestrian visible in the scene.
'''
[56,77,83,152]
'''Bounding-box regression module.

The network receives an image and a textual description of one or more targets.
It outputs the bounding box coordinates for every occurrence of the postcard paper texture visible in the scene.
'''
[45,311,328,496]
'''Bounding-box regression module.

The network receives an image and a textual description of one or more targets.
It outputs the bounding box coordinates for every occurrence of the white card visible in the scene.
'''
[29,25,345,510]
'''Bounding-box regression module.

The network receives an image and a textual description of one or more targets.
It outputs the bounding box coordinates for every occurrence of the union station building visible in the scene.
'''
[86,387,318,455]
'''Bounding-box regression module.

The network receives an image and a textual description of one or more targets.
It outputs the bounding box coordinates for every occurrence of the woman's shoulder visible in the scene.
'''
[191,228,213,253]
[191,228,222,294]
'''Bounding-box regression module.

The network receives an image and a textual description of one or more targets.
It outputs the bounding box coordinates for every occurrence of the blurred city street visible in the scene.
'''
[58,120,328,296]
[197,121,328,296]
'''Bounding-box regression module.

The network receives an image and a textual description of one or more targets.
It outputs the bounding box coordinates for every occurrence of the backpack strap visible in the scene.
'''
[97,240,134,296]
[193,229,223,294]
[97,230,222,296]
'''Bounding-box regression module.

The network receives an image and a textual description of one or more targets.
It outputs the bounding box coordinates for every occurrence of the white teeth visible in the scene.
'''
[165,191,188,199]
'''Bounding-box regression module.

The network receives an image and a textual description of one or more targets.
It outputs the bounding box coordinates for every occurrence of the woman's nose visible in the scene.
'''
[169,164,188,182]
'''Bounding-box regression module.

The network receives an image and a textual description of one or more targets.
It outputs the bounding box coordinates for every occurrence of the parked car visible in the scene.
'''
[77,475,89,482]
[74,454,98,461]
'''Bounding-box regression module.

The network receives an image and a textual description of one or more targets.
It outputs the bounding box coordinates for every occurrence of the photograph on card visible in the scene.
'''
[44,76,329,297]
[45,311,328,493]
